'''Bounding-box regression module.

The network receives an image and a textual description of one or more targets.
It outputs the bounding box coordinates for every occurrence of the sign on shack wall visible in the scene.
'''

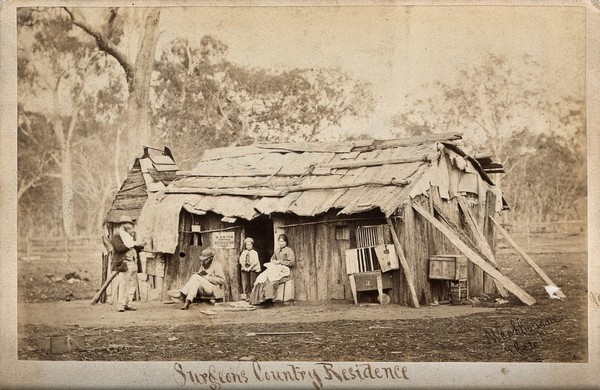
[212,231,235,249]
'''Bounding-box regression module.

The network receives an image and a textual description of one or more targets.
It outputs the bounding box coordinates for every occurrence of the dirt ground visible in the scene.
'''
[17,247,588,362]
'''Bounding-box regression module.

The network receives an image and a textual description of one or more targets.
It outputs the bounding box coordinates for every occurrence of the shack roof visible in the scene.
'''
[105,148,178,223]
[162,132,498,219]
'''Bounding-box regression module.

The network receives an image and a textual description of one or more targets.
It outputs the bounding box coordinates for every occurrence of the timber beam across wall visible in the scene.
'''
[412,203,536,306]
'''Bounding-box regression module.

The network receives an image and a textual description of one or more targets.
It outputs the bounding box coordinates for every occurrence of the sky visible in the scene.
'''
[154,5,585,138]
[19,4,587,139]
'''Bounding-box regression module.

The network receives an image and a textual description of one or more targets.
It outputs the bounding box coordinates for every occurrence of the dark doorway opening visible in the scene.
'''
[244,216,274,266]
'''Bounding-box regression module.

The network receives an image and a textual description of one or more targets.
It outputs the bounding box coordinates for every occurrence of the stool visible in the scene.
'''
[193,295,224,304]
[349,270,393,305]
[274,278,295,302]
[450,279,469,302]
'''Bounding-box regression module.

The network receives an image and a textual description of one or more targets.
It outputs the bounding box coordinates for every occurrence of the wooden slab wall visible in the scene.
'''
[483,190,498,295]
[429,187,461,301]
[272,215,316,302]
[315,222,346,300]
[274,212,389,303]
[165,211,242,302]
[403,197,432,305]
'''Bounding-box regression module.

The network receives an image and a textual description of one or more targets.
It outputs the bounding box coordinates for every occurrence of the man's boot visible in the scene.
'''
[181,299,191,310]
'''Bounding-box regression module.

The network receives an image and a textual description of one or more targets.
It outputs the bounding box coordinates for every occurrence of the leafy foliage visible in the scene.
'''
[152,37,374,168]
[17,12,375,235]
[390,54,586,222]
[17,7,127,237]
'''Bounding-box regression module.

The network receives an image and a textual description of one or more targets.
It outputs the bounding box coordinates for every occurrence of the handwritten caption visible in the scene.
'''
[173,362,409,389]
[484,316,562,355]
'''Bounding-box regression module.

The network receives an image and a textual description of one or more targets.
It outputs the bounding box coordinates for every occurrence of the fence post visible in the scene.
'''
[526,224,531,251]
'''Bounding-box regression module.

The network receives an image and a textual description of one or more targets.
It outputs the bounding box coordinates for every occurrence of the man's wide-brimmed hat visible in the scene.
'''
[199,248,215,260]
[117,215,134,225]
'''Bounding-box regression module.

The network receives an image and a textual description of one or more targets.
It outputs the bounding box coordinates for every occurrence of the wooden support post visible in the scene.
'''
[100,253,108,303]
[490,217,566,299]
[457,197,509,298]
[376,273,383,305]
[412,203,536,306]
[386,218,420,308]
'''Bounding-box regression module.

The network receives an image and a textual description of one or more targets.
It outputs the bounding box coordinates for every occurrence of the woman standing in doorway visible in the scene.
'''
[249,234,295,305]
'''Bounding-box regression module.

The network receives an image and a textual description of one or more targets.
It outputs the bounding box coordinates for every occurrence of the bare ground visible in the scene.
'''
[17,248,587,362]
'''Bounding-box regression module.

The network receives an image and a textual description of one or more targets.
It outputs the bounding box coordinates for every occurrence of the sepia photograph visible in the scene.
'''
[1,0,599,388]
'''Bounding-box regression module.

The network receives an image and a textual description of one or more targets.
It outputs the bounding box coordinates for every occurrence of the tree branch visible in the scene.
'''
[63,7,135,90]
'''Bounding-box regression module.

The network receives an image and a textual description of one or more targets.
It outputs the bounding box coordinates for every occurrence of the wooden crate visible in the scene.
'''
[429,255,468,281]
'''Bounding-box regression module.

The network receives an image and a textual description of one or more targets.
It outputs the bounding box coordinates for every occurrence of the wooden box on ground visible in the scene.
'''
[37,335,86,354]
[429,255,467,281]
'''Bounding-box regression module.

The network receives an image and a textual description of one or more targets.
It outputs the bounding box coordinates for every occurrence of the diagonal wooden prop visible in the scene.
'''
[412,203,535,306]
[490,217,566,299]
[457,197,509,298]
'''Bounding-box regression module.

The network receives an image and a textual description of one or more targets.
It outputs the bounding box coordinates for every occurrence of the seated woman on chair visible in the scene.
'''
[249,234,295,305]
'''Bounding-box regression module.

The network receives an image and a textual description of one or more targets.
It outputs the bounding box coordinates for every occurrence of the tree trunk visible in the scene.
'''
[115,123,123,186]
[64,7,161,169]
[125,8,161,164]
[61,144,75,238]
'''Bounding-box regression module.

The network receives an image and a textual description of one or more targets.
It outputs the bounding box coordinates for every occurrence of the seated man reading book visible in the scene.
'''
[169,248,225,310]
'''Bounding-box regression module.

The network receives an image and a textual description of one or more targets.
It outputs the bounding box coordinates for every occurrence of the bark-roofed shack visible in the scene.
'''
[134,133,526,306]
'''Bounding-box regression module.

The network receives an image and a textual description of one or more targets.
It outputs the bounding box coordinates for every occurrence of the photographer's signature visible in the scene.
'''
[483,316,562,355]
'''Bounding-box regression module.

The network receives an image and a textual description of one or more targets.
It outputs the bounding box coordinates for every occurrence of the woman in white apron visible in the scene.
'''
[249,234,295,305]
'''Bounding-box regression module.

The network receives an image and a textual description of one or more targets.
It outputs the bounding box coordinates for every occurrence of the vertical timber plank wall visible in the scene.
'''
[275,212,391,302]
[482,190,498,295]
[273,215,317,302]
[315,220,346,300]
[404,198,432,305]
[165,211,203,295]
[334,222,353,302]
[165,212,242,302]
[429,186,461,302]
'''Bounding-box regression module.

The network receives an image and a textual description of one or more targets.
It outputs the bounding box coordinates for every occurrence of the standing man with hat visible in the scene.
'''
[170,248,225,310]
[111,215,142,312]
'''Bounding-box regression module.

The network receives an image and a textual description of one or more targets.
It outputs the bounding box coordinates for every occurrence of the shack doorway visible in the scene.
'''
[243,216,274,267]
